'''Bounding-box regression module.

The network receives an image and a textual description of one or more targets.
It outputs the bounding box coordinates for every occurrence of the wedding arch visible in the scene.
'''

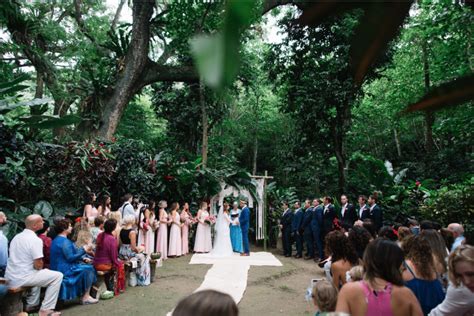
[209,172,273,250]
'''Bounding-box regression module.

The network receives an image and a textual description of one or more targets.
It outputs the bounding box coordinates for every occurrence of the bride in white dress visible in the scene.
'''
[209,203,233,257]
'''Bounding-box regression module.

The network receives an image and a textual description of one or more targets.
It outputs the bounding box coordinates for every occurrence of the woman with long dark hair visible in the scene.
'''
[83,192,98,220]
[324,230,360,289]
[97,194,111,217]
[336,238,423,316]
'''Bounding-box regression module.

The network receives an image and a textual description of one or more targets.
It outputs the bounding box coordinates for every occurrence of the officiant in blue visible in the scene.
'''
[230,201,243,253]
[239,199,250,256]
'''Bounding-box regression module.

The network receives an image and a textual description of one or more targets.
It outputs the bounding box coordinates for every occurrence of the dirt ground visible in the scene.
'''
[61,247,324,316]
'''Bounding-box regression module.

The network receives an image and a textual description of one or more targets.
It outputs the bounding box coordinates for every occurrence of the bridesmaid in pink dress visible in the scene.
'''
[156,200,171,260]
[193,201,212,253]
[168,203,183,257]
[138,200,158,254]
[180,203,192,255]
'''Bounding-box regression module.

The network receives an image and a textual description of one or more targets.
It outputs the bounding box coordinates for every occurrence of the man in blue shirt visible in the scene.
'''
[0,212,8,277]
[448,223,465,252]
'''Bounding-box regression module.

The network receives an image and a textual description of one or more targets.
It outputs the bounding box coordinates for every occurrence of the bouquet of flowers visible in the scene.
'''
[205,215,216,225]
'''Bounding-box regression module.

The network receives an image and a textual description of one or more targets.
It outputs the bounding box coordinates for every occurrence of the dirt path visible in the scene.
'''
[61,249,324,316]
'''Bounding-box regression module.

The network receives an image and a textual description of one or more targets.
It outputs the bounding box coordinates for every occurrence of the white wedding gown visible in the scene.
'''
[209,206,234,257]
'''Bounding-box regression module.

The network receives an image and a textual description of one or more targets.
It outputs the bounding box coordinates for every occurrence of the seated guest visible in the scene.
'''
[397,226,412,246]
[36,220,52,269]
[440,228,454,251]
[120,215,149,286]
[402,235,445,315]
[378,226,398,242]
[5,215,63,316]
[90,216,105,245]
[93,218,122,291]
[324,230,359,289]
[0,212,8,277]
[107,211,122,239]
[336,238,423,316]
[346,265,364,283]
[348,226,372,260]
[407,219,420,235]
[50,219,97,305]
[173,290,238,316]
[447,223,465,252]
[119,215,142,259]
[312,280,338,315]
[429,245,474,316]
[421,230,449,288]
[362,219,377,239]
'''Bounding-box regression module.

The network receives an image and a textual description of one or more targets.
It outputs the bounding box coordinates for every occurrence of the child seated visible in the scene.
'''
[312,280,338,316]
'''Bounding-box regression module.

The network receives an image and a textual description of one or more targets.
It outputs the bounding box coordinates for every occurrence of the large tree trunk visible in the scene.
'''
[332,99,352,195]
[95,0,154,140]
[422,40,435,153]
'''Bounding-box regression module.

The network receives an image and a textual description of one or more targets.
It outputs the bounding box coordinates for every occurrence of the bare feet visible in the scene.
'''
[39,310,62,316]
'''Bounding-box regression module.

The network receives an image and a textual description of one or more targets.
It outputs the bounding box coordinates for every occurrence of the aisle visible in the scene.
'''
[190,252,282,303]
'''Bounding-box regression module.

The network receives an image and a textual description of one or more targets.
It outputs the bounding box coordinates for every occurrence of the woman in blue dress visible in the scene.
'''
[50,219,98,305]
[229,202,243,253]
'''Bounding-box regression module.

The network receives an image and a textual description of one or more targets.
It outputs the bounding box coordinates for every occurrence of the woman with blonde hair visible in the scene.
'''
[194,201,212,253]
[429,245,474,316]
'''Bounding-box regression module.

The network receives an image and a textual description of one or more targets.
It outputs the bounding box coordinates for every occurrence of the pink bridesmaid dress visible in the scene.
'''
[168,212,182,257]
[181,211,191,255]
[193,210,212,253]
[156,210,169,260]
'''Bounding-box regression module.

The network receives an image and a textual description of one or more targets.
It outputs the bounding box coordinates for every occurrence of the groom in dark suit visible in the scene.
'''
[239,199,250,256]
[280,201,293,257]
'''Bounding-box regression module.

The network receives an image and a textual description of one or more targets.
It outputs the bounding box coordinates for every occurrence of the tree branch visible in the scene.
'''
[137,59,199,89]
[111,0,126,30]
[262,0,302,15]
[73,0,96,43]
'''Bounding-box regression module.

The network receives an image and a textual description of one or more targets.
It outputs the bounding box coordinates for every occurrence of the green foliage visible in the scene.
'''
[419,178,474,227]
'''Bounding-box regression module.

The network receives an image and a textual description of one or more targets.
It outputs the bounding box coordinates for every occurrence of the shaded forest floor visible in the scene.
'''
[60,247,324,316]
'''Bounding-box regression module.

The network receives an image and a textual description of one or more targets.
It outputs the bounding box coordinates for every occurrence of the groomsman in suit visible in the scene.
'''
[358,195,370,220]
[280,201,293,257]
[311,198,324,261]
[368,194,383,232]
[340,194,357,231]
[301,200,314,260]
[321,196,336,255]
[291,201,304,259]
[239,199,250,256]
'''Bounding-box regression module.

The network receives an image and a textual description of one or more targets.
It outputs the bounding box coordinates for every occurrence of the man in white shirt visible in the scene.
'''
[120,193,135,219]
[5,215,63,316]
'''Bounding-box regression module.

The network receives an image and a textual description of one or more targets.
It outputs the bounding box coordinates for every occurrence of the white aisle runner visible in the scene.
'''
[167,252,282,315]
[190,252,282,303]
